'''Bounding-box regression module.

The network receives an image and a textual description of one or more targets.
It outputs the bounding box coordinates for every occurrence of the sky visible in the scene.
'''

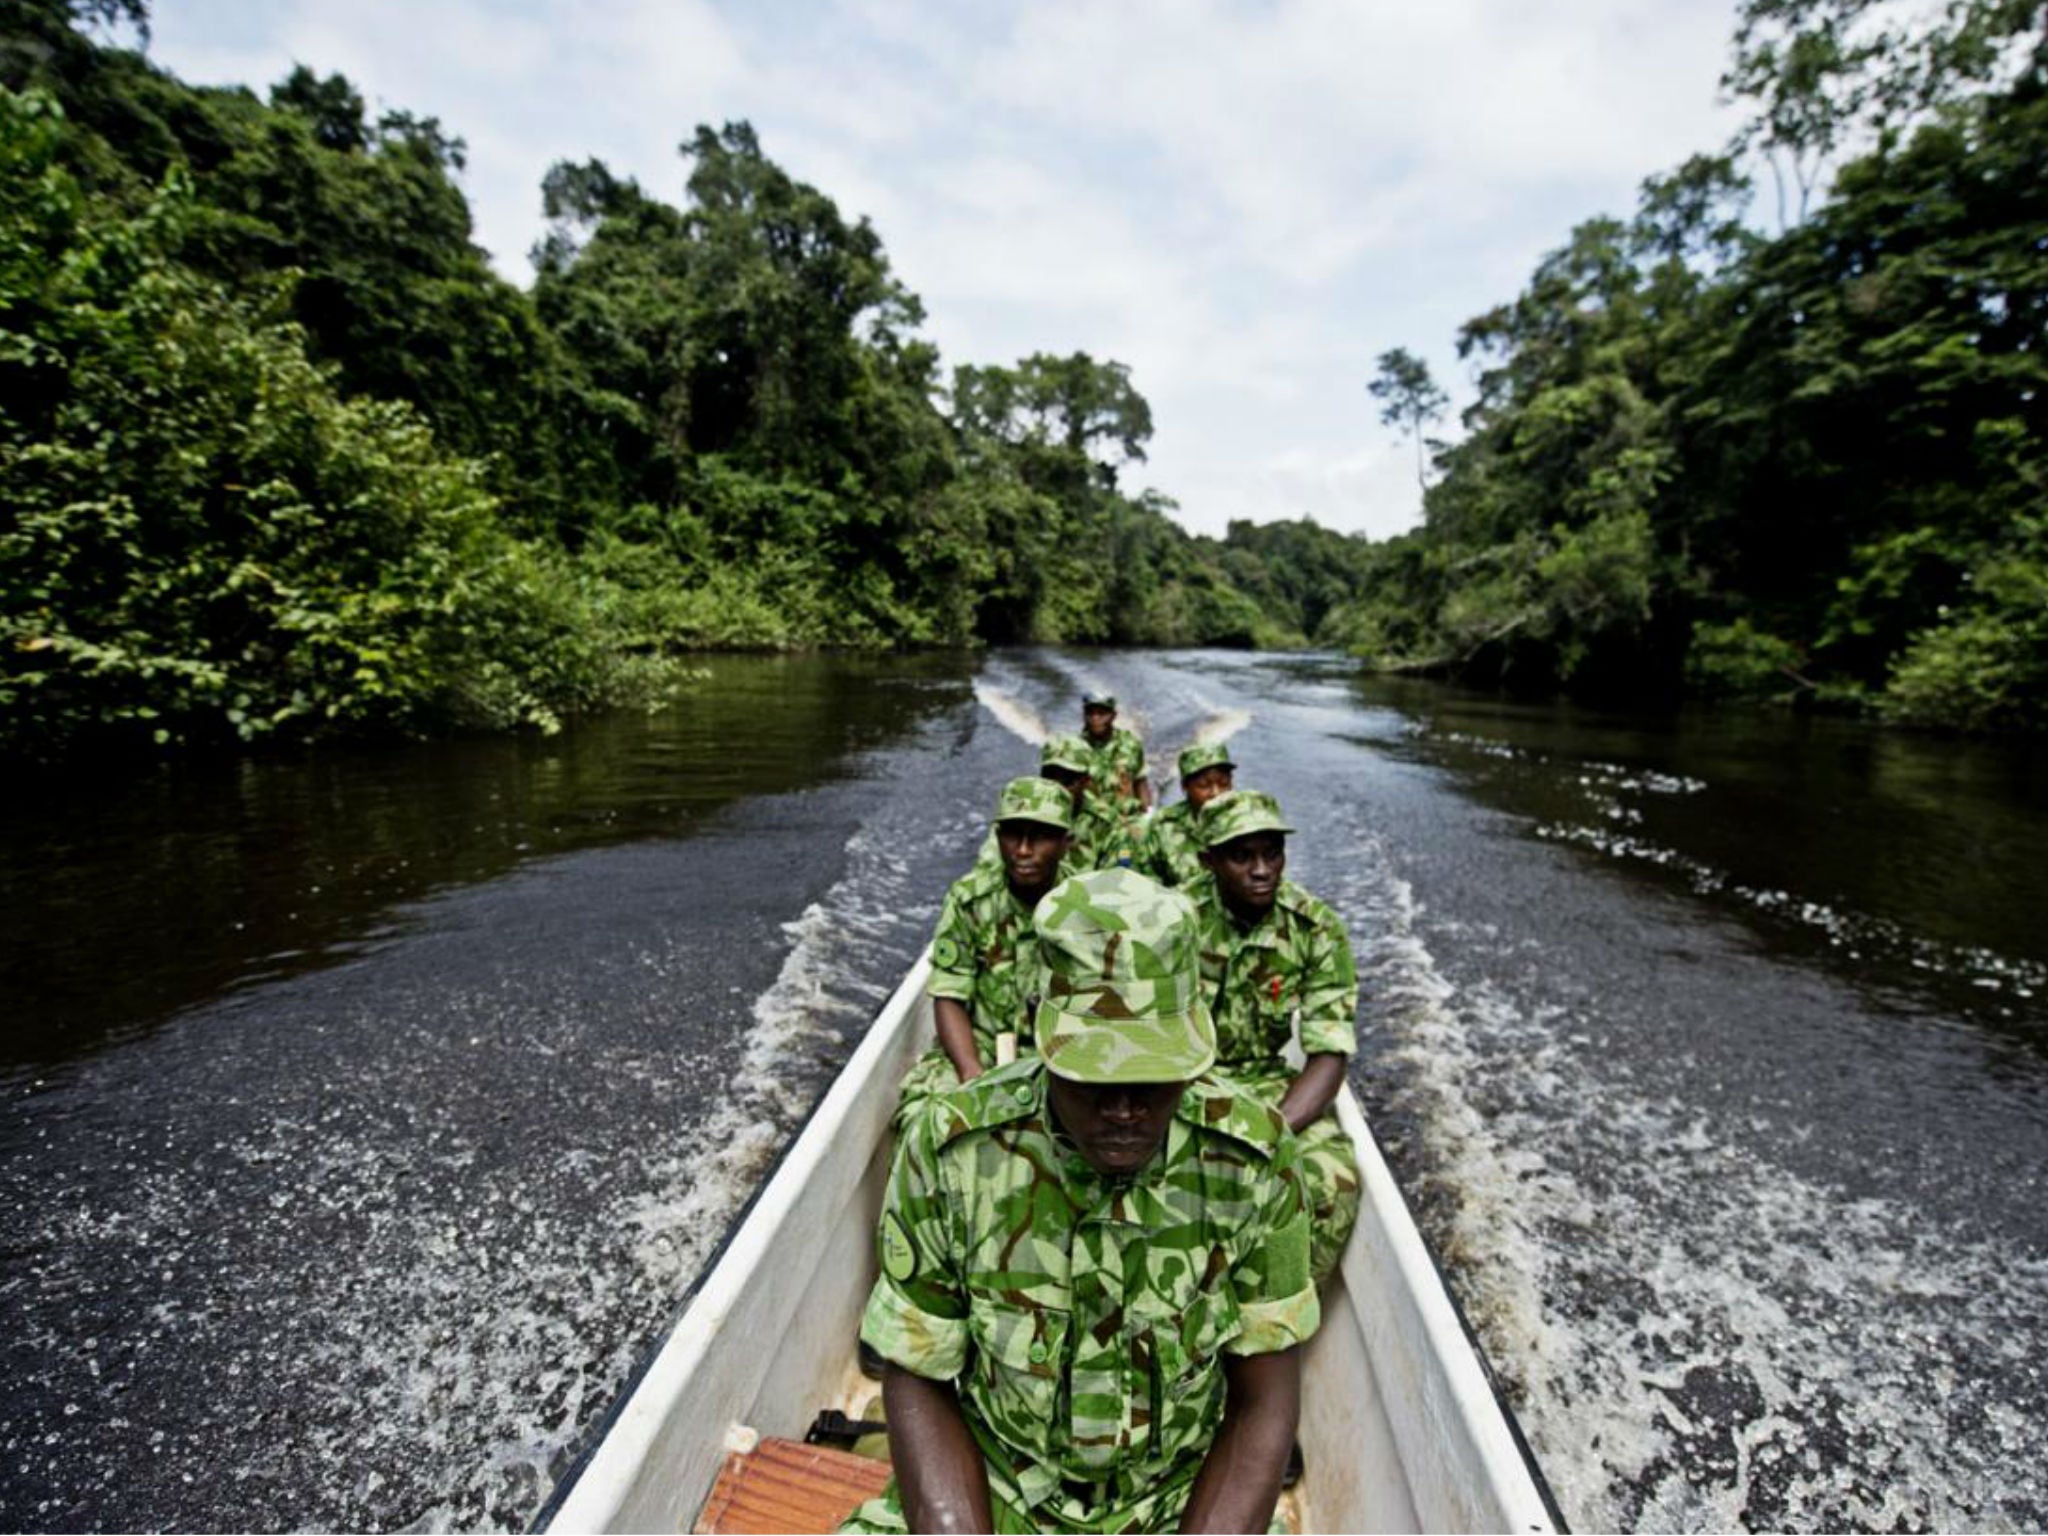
[142,0,1749,540]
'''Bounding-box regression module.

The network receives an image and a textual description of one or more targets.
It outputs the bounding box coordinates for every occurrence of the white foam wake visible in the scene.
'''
[972,681,1050,745]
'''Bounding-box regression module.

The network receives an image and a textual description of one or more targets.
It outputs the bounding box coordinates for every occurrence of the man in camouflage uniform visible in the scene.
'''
[1140,740,1236,889]
[1038,733,1131,871]
[898,777,1074,1136]
[1081,690,1151,814]
[1190,789,1362,1286]
[848,867,1316,1534]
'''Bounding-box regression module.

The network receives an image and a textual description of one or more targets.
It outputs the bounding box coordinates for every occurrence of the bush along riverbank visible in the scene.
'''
[1325,1,2048,734]
[5,1,2043,764]
[1,9,1366,762]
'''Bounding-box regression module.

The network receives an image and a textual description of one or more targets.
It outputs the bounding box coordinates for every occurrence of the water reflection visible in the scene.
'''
[1352,676,2048,1040]
[0,654,974,1077]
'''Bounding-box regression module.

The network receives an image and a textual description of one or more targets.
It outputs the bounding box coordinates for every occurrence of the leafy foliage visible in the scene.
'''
[1349,1,2048,729]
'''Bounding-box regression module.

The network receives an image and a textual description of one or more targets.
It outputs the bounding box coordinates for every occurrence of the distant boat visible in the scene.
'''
[540,956,1560,1533]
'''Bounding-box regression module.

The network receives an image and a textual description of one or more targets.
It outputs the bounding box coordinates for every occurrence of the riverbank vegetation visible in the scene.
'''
[1342,0,2047,733]
[3,0,2042,760]
[0,0,1337,758]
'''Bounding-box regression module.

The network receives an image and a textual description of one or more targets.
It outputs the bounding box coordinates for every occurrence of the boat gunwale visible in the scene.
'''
[532,957,935,1533]
[537,948,1562,1534]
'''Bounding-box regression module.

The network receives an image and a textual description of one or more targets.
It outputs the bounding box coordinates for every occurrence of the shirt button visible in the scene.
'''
[1065,1157,1089,1180]
[1028,1340,1048,1364]
[1012,1083,1032,1103]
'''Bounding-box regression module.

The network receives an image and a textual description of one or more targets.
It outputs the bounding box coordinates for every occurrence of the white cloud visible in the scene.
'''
[146,0,1746,538]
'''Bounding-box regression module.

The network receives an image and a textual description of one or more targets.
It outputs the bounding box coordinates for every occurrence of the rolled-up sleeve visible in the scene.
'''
[924,885,977,1004]
[1296,913,1358,1059]
[1226,1129,1322,1356]
[859,1108,969,1379]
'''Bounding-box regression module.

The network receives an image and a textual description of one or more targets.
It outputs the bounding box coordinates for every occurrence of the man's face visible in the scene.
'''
[1082,704,1115,740]
[1042,766,1090,807]
[995,820,1068,888]
[1182,765,1233,810]
[1046,1074,1186,1176]
[1206,831,1286,916]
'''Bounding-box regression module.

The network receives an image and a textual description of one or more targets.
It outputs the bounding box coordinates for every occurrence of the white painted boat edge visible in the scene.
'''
[1338,1087,1555,1533]
[543,956,934,1535]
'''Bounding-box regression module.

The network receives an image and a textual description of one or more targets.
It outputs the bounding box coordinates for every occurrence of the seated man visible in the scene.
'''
[1142,741,1236,888]
[897,776,1073,1136]
[1080,690,1152,813]
[848,867,1317,1535]
[975,734,1126,872]
[1190,790,1362,1287]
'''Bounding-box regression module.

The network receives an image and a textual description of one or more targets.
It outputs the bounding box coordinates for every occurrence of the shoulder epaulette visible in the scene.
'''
[1277,880,1339,927]
[952,859,1010,901]
[929,1058,1042,1146]
[1178,1075,1288,1157]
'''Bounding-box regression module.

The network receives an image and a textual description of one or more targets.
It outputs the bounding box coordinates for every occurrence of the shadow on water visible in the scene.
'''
[1350,675,2048,1047]
[0,653,975,1079]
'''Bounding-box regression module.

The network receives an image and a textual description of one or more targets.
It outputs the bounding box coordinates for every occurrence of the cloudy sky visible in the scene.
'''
[145,0,1747,539]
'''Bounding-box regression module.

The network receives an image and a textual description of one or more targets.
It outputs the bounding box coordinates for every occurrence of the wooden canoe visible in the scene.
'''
[540,957,1559,1533]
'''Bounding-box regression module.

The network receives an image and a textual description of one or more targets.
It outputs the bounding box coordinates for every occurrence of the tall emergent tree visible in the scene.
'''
[1368,347,1449,493]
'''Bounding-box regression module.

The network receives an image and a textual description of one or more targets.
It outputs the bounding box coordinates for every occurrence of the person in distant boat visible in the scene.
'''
[1140,740,1236,888]
[1190,789,1362,1287]
[1080,690,1152,814]
[847,867,1316,1535]
[896,777,1075,1137]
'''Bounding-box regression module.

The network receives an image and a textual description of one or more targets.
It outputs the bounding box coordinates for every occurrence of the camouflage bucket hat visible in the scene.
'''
[1199,788,1295,849]
[1176,741,1235,781]
[1032,868,1217,1084]
[1082,689,1117,709]
[993,775,1073,832]
[1040,733,1094,774]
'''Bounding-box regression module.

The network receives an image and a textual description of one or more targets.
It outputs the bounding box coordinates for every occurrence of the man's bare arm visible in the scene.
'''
[1177,1347,1300,1533]
[1277,1052,1346,1135]
[883,1363,994,1533]
[932,997,983,1082]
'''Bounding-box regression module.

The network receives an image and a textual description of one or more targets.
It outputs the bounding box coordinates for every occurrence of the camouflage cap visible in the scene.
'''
[1032,868,1217,1084]
[1039,733,1095,774]
[1082,690,1117,709]
[1198,788,1295,849]
[992,775,1073,832]
[1176,741,1235,781]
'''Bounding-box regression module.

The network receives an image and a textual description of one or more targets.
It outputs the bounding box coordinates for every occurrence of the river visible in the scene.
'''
[2,649,2043,1531]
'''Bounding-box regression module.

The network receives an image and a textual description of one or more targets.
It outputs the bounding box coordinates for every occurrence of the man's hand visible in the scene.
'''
[883,1362,994,1533]
[1176,1347,1300,1532]
[1277,1052,1346,1135]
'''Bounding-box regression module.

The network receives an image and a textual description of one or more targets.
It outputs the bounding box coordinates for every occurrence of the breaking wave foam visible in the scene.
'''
[1311,787,2048,1531]
[972,681,1050,745]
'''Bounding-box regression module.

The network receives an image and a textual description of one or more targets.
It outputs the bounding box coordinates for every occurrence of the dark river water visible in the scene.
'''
[3,650,2044,1532]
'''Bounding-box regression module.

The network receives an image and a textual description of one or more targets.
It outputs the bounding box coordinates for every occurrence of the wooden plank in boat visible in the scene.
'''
[694,1437,892,1535]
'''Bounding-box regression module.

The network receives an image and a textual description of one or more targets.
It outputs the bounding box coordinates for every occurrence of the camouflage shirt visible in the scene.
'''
[1190,874,1359,1087]
[862,1059,1319,1525]
[1139,800,1204,888]
[1083,727,1148,812]
[927,862,1050,1063]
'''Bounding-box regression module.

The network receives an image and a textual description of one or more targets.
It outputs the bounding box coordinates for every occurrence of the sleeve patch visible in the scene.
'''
[931,936,961,971]
[881,1211,918,1282]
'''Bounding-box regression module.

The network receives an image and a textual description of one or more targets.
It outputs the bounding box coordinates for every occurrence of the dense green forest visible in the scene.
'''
[2,0,2042,760]
[1339,0,2048,732]
[0,0,1349,757]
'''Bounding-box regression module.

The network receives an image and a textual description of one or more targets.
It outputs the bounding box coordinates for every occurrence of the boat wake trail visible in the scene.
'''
[1186,707,1252,748]
[1309,778,2048,1533]
[971,681,1050,745]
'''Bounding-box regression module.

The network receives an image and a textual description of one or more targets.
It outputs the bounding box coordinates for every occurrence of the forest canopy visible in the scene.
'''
[1337,0,2048,733]
[2,0,2042,760]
